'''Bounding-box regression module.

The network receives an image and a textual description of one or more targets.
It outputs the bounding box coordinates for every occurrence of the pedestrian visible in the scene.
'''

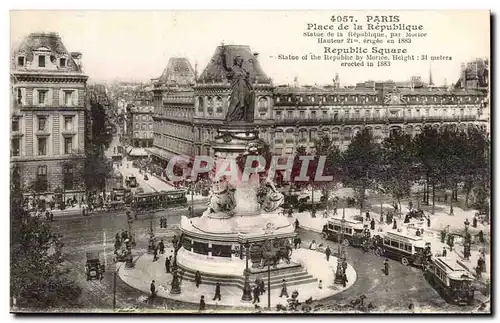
[478,230,485,243]
[342,260,348,274]
[293,237,299,249]
[323,210,328,218]
[248,285,258,304]
[115,232,121,243]
[408,201,413,211]
[473,216,478,228]
[50,211,54,221]
[325,246,331,261]
[279,279,289,298]
[380,213,384,224]
[45,210,50,221]
[213,282,222,301]
[365,211,370,221]
[158,239,165,254]
[295,218,300,230]
[370,218,375,230]
[199,295,206,311]
[427,217,431,228]
[195,270,201,288]
[153,246,158,262]
[309,239,317,250]
[82,206,86,217]
[297,237,302,249]
[442,247,447,257]
[392,219,397,230]
[121,229,127,241]
[150,280,156,298]
[408,303,414,312]
[383,259,390,276]
[342,273,348,287]
[318,280,323,289]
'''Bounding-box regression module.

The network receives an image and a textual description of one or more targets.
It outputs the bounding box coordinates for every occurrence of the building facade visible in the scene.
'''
[148,58,196,168]
[149,46,489,171]
[11,32,88,198]
[126,104,154,148]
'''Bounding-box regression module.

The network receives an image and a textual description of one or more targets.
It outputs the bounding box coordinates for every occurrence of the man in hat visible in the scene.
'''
[383,259,390,276]
[213,282,222,301]
[199,295,206,311]
[195,270,202,288]
[279,279,289,298]
[325,246,332,262]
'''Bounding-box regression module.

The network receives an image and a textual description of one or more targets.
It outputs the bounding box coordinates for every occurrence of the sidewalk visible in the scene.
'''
[118,248,357,308]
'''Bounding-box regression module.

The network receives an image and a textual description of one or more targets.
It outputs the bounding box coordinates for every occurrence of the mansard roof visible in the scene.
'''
[158,57,195,86]
[198,45,271,84]
[11,32,82,73]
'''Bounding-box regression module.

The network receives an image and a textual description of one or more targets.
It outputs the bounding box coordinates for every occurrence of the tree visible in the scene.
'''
[436,127,467,215]
[84,88,117,193]
[462,127,490,210]
[10,190,81,309]
[342,128,381,216]
[413,126,440,214]
[312,133,342,210]
[380,131,417,213]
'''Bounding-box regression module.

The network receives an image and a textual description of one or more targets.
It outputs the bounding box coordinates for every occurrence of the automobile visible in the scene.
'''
[85,252,104,281]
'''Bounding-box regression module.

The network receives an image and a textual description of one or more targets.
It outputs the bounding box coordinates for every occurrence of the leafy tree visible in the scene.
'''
[10,190,81,309]
[462,127,490,210]
[342,128,381,216]
[436,126,467,215]
[413,126,440,214]
[312,133,342,209]
[380,131,416,213]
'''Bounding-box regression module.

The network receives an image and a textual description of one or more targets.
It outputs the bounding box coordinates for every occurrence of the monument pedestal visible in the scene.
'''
[212,123,259,158]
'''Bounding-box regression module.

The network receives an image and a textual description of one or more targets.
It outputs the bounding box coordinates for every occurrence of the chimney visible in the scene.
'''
[71,52,82,69]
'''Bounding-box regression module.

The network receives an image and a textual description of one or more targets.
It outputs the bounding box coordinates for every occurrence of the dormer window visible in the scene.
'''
[17,56,25,66]
[60,58,66,67]
[38,55,46,67]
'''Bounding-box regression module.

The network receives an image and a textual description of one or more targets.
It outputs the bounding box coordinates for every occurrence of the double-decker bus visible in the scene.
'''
[321,216,370,248]
[131,190,187,211]
[374,231,430,267]
[424,257,475,305]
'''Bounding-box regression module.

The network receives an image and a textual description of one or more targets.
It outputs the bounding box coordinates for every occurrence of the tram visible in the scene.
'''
[374,231,431,267]
[321,216,371,248]
[131,190,187,211]
[424,257,475,305]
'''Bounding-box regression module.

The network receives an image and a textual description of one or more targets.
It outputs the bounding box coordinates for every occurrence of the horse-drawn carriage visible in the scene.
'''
[404,209,426,223]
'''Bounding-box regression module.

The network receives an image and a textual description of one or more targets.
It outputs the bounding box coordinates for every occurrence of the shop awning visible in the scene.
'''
[128,148,149,157]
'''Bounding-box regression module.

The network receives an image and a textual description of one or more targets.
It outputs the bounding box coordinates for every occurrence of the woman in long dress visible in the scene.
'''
[221,48,255,122]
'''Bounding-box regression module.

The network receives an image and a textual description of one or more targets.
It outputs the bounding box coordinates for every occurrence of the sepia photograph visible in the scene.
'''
[9,10,491,314]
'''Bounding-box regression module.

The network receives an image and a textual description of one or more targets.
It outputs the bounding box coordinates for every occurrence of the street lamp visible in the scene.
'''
[463,219,471,261]
[241,241,253,302]
[334,208,346,284]
[125,238,135,268]
[170,237,181,294]
[147,211,155,254]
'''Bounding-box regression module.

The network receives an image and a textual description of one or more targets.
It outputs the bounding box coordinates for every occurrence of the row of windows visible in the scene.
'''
[15,88,79,106]
[154,121,193,141]
[133,131,153,139]
[196,96,271,115]
[134,123,153,130]
[134,114,153,121]
[275,94,483,104]
[11,115,75,133]
[11,135,76,157]
[383,238,413,253]
[156,106,192,119]
[12,164,76,193]
[17,55,68,69]
[154,133,193,155]
[275,107,477,120]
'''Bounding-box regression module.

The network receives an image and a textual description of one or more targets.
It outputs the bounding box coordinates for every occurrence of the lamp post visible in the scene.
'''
[463,219,471,261]
[334,208,346,284]
[170,237,181,294]
[125,238,134,268]
[147,211,155,254]
[241,241,253,302]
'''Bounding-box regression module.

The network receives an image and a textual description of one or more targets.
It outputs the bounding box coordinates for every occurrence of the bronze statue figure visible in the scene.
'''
[221,46,255,122]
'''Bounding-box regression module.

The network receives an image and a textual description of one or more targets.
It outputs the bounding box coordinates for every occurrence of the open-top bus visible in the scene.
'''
[131,190,187,211]
[321,216,370,248]
[424,257,475,305]
[374,230,431,267]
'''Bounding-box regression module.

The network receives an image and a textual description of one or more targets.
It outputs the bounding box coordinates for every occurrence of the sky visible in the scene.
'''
[10,10,490,86]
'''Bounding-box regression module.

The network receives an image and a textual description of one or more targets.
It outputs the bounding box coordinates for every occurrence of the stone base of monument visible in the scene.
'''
[178,213,317,290]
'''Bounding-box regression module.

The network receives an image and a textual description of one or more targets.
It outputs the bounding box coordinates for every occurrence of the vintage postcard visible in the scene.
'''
[9,10,490,314]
